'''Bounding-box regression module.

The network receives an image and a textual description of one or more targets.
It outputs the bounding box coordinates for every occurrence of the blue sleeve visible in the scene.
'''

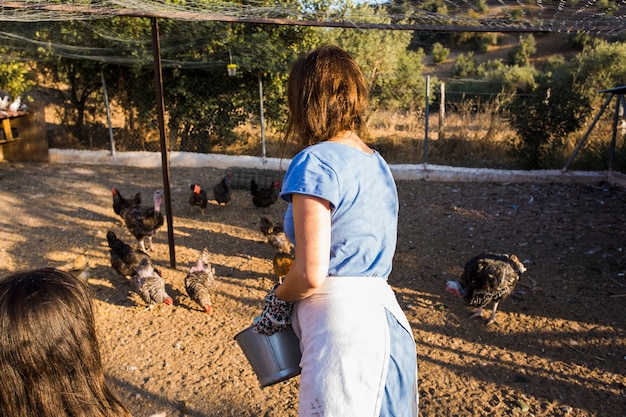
[280,150,339,209]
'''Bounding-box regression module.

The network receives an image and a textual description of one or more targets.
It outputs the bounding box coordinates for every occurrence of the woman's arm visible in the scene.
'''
[275,193,331,302]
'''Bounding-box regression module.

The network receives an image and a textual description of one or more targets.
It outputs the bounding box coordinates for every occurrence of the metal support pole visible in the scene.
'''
[101,71,116,161]
[151,17,176,268]
[424,75,430,165]
[258,70,266,162]
[562,93,614,172]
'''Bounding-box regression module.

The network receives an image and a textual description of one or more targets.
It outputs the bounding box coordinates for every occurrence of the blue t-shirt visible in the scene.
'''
[280,142,399,278]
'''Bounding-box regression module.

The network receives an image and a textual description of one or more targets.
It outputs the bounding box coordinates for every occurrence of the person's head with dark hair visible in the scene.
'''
[285,44,370,148]
[0,268,132,417]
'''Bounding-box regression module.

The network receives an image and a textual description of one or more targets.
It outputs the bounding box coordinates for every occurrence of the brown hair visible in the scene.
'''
[0,268,132,417]
[285,44,370,148]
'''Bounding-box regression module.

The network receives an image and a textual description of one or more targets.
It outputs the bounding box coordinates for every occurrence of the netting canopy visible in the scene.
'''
[1,0,626,34]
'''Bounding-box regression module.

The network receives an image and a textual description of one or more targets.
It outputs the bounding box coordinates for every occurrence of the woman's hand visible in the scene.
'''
[254,284,296,335]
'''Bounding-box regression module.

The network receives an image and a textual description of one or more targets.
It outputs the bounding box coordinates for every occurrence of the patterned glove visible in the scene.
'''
[254,284,295,336]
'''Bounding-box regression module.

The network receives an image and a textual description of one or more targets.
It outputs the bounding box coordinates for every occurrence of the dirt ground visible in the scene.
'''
[0,161,625,417]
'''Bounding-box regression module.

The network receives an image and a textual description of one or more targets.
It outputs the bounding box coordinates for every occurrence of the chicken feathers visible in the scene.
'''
[123,189,164,252]
[213,173,232,205]
[260,216,294,283]
[184,247,215,313]
[112,187,141,217]
[251,180,280,208]
[446,252,526,325]
[189,183,208,214]
[106,230,150,278]
[133,258,173,306]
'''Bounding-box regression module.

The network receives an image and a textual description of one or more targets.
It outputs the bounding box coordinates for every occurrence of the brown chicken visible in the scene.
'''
[123,189,165,252]
[260,216,294,283]
[189,183,208,215]
[184,247,215,313]
[251,179,280,208]
[58,252,90,282]
[213,173,232,205]
[446,252,526,326]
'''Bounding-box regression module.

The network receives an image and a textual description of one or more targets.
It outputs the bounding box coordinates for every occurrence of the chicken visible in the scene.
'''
[184,247,215,313]
[446,252,527,326]
[213,173,232,205]
[251,179,280,208]
[122,189,165,252]
[132,258,173,306]
[189,183,208,215]
[106,230,151,278]
[259,216,293,254]
[260,216,294,283]
[272,252,294,284]
[8,95,20,113]
[0,95,9,111]
[112,187,142,218]
[58,252,90,282]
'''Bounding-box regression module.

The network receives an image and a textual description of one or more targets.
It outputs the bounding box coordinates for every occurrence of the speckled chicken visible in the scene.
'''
[189,183,208,215]
[184,247,215,313]
[132,258,173,306]
[106,230,151,278]
[446,252,526,325]
[123,189,165,252]
[213,173,232,205]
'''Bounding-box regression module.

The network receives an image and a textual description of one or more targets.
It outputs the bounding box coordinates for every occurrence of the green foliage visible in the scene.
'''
[452,52,476,78]
[507,63,591,169]
[573,39,626,96]
[373,49,428,112]
[432,42,450,64]
[0,56,35,98]
[508,34,536,66]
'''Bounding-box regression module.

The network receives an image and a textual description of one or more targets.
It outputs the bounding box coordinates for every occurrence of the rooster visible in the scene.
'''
[189,183,208,215]
[184,247,215,313]
[132,258,173,306]
[251,179,280,208]
[112,187,142,218]
[213,173,232,205]
[106,230,151,278]
[260,216,294,283]
[446,252,526,326]
[122,189,164,252]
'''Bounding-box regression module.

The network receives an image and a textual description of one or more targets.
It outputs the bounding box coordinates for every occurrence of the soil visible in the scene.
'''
[0,161,625,417]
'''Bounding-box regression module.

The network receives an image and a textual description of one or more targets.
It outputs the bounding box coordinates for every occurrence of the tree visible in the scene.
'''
[507,62,590,169]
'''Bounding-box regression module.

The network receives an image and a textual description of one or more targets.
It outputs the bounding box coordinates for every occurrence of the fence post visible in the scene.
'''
[424,75,430,165]
[101,71,116,161]
[439,82,445,140]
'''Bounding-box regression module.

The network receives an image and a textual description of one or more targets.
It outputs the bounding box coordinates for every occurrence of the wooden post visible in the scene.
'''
[439,82,445,140]
[424,75,430,165]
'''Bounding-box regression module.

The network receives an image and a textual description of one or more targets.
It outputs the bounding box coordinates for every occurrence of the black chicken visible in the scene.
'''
[122,189,165,252]
[189,183,208,215]
[106,230,151,278]
[213,173,232,205]
[111,187,141,217]
[446,252,526,326]
[184,247,215,313]
[251,179,280,208]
